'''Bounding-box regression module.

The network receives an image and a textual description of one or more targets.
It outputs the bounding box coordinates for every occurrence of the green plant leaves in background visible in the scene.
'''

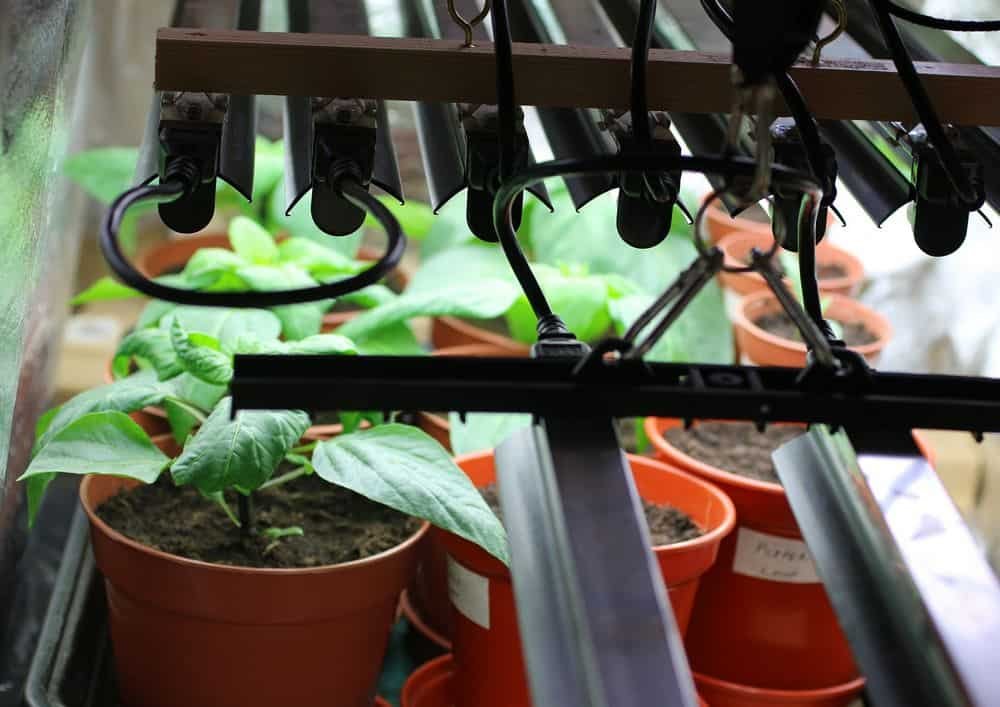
[448,413,532,456]
[266,186,363,258]
[71,277,141,306]
[21,411,170,525]
[229,216,279,264]
[170,321,233,386]
[312,425,509,564]
[64,147,139,205]
[171,398,310,495]
[160,306,282,350]
[407,244,514,295]
[114,328,183,381]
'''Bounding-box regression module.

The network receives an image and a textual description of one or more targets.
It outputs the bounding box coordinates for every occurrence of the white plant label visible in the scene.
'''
[732,527,821,584]
[448,555,490,629]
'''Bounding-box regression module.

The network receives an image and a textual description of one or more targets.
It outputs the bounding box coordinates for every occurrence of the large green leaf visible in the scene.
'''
[339,279,520,342]
[229,216,279,264]
[336,284,396,309]
[160,307,282,349]
[354,322,425,356]
[170,321,233,386]
[239,333,358,356]
[165,373,228,412]
[407,244,513,295]
[277,237,364,280]
[35,371,171,452]
[505,266,613,344]
[63,147,139,204]
[181,248,249,290]
[163,398,202,445]
[449,413,532,456]
[71,277,141,306]
[236,264,326,341]
[21,411,170,525]
[114,328,183,381]
[171,398,310,495]
[312,425,508,564]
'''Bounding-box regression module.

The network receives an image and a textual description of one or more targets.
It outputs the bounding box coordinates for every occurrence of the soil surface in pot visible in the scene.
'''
[663,422,803,485]
[479,484,702,545]
[754,311,877,347]
[743,255,846,281]
[97,474,420,569]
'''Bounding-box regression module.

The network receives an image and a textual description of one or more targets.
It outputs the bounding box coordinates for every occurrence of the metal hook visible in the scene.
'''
[811,0,847,65]
[448,0,492,48]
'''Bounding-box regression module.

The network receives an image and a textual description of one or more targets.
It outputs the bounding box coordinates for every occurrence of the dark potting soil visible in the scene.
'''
[742,255,847,281]
[96,473,420,569]
[755,311,877,347]
[663,421,803,485]
[479,484,703,546]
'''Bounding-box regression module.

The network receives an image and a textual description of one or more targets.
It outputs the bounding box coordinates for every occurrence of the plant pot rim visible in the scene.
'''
[717,231,864,293]
[733,290,892,358]
[434,316,531,355]
[694,670,866,700]
[399,588,452,652]
[644,417,790,497]
[452,449,737,554]
[80,475,430,578]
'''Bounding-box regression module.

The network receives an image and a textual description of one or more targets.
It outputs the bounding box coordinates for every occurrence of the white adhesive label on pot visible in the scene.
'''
[732,527,821,584]
[448,555,490,629]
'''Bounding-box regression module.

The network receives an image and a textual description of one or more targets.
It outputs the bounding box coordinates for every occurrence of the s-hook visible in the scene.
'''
[811,0,847,65]
[448,0,491,47]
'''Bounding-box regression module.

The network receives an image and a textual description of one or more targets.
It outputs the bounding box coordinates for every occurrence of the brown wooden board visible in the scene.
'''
[155,28,1000,126]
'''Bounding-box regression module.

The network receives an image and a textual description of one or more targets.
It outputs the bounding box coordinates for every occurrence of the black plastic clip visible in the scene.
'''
[769,117,836,250]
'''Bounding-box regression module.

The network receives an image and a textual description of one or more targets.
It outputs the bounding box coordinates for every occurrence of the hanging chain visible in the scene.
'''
[447,0,492,48]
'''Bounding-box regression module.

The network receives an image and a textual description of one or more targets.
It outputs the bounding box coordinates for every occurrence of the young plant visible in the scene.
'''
[20,306,508,564]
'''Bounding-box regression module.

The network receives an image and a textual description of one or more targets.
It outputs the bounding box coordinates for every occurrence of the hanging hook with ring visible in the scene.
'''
[811,0,847,65]
[448,0,492,48]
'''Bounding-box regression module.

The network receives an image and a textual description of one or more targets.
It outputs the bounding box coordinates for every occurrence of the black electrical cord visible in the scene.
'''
[883,1,1000,31]
[631,0,657,146]
[100,159,406,307]
[490,0,518,181]
[868,0,981,206]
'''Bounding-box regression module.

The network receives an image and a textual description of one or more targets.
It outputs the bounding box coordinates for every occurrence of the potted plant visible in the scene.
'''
[734,290,891,367]
[700,194,835,246]
[717,231,865,299]
[408,449,734,707]
[641,418,939,706]
[20,312,507,707]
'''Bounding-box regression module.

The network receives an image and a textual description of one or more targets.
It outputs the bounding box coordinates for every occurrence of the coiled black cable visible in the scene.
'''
[883,1,1000,31]
[868,0,981,206]
[100,157,406,307]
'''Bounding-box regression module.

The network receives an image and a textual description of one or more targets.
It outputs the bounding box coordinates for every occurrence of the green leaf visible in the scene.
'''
[408,244,513,295]
[339,279,520,342]
[170,320,233,386]
[163,398,203,445]
[35,407,60,441]
[229,216,279,264]
[312,425,508,564]
[35,371,170,452]
[165,373,227,413]
[21,411,170,525]
[235,264,325,341]
[419,192,479,259]
[262,526,305,540]
[137,300,177,330]
[64,147,139,204]
[364,196,435,241]
[26,474,56,527]
[171,398,310,495]
[449,413,532,456]
[114,328,183,381]
[282,333,359,355]
[337,284,397,309]
[277,238,365,280]
[181,248,249,290]
[506,266,612,344]
[160,307,282,349]
[71,277,140,306]
[353,322,425,356]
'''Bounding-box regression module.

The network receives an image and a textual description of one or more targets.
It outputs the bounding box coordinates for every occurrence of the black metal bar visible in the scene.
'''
[774,427,1000,707]
[509,0,616,209]
[231,355,1000,433]
[496,420,697,707]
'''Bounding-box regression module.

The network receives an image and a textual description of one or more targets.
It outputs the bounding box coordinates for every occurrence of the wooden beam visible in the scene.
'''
[155,28,1000,126]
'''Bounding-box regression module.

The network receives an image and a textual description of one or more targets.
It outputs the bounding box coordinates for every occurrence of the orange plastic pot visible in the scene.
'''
[694,672,864,707]
[402,654,710,707]
[430,316,530,356]
[644,417,865,697]
[717,232,864,298]
[81,475,427,707]
[734,292,891,367]
[437,450,735,707]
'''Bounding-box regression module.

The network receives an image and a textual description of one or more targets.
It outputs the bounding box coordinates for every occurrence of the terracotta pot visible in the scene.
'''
[702,197,834,246]
[643,417,867,699]
[136,233,231,278]
[734,292,891,367]
[415,344,529,450]
[694,672,864,707]
[437,450,735,707]
[430,316,530,356]
[717,232,864,298]
[402,654,710,707]
[81,475,427,707]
